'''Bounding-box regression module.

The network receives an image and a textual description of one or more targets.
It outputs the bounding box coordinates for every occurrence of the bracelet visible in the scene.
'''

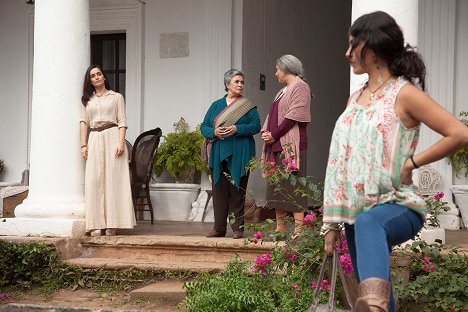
[409,155,420,169]
[320,223,341,236]
[81,144,87,148]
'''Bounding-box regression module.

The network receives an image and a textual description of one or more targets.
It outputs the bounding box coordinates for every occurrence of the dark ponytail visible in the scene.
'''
[389,44,426,91]
[350,11,427,91]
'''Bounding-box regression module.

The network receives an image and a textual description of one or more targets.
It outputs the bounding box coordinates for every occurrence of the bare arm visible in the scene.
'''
[396,84,468,184]
[80,121,89,159]
[116,127,127,157]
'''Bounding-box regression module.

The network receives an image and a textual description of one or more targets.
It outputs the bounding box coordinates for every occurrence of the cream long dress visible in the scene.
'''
[80,90,136,231]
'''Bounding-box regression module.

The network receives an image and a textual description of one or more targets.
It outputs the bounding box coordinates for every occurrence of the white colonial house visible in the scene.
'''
[0,0,466,237]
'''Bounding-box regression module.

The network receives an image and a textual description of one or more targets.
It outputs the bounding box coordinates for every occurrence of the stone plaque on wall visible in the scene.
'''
[160,32,189,58]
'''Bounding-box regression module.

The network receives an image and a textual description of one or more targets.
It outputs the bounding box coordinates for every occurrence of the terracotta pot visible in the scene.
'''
[390,254,414,286]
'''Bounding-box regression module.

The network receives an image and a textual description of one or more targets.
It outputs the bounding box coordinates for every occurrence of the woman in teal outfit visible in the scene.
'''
[201,69,260,239]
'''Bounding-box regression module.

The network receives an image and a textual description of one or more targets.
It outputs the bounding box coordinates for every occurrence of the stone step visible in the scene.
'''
[65,257,226,272]
[129,280,186,304]
[65,234,275,272]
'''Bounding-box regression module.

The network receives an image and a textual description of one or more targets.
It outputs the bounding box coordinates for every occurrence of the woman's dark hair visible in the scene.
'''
[81,65,111,106]
[350,11,426,91]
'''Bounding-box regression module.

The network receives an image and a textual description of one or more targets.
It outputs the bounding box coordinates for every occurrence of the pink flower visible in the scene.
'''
[288,253,298,261]
[252,253,272,276]
[435,192,444,201]
[291,283,298,289]
[340,253,354,275]
[430,265,435,272]
[295,292,301,299]
[254,231,263,240]
[282,158,290,165]
[320,280,331,291]
[304,212,317,227]
[341,240,348,251]
[311,280,318,288]
[336,239,349,254]
[289,162,297,171]
[423,257,430,264]
[422,265,428,271]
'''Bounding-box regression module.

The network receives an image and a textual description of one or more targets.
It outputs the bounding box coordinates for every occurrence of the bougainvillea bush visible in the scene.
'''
[181,155,354,311]
[181,210,354,312]
[394,240,468,312]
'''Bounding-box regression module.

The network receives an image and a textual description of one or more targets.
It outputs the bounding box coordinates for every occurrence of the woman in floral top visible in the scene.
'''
[322,11,468,312]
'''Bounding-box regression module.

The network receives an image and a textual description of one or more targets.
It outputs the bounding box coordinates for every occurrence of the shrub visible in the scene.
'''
[395,240,468,312]
[181,155,351,311]
[153,117,208,183]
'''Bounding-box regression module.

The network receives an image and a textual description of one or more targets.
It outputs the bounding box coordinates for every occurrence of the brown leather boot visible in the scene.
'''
[354,278,390,312]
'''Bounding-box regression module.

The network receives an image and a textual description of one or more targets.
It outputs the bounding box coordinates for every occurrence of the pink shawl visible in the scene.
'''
[261,76,311,169]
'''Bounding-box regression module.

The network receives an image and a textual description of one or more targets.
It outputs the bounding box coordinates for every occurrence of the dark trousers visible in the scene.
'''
[212,162,249,232]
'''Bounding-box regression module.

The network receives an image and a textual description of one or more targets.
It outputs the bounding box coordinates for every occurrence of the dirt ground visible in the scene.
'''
[11,288,181,312]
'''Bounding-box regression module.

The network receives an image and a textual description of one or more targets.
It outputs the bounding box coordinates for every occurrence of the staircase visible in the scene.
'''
[63,234,277,308]
[65,234,276,272]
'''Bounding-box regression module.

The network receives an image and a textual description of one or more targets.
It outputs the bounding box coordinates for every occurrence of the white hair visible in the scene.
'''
[276,54,305,79]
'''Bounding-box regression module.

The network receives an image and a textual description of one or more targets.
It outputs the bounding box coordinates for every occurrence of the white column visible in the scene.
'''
[0,0,90,237]
[202,0,232,106]
[349,0,419,93]
[418,0,460,229]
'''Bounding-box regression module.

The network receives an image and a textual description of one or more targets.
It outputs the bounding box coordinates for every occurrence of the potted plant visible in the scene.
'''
[418,192,450,244]
[448,111,468,228]
[150,118,208,222]
[153,117,208,183]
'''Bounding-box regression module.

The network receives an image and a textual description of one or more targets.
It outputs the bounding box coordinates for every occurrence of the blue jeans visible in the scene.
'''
[344,204,424,312]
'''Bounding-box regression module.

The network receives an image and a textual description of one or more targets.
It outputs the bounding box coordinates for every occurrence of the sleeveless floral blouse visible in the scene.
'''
[323,77,427,224]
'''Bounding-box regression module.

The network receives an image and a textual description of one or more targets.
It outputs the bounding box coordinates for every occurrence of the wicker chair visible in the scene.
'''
[130,128,162,224]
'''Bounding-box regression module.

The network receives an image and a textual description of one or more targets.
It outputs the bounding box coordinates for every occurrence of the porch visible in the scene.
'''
[62,221,468,272]
[117,221,468,250]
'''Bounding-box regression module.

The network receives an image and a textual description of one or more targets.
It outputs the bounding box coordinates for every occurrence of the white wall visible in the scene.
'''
[453,0,468,184]
[242,0,352,204]
[0,1,32,183]
[454,0,468,121]
[143,0,232,136]
[350,0,419,92]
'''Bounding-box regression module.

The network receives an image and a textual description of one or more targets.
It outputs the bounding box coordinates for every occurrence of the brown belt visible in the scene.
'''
[90,124,118,132]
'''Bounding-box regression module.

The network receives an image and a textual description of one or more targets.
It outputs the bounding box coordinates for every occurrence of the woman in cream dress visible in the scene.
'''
[80,65,136,236]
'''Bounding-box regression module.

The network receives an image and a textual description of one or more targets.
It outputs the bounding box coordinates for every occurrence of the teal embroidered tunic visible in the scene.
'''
[201,96,261,187]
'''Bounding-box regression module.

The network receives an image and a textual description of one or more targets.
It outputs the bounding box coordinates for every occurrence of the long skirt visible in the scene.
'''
[265,149,308,212]
[85,127,136,230]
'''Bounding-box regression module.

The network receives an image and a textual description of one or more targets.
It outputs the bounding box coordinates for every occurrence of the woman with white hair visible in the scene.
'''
[201,69,261,239]
[261,54,312,237]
